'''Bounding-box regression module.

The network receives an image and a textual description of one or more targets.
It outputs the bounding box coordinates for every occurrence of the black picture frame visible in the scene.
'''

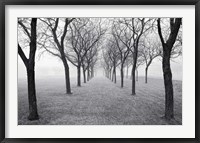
[0,0,199,143]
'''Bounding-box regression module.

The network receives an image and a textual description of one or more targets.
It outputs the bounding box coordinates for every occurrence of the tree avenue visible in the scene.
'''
[18,18,182,121]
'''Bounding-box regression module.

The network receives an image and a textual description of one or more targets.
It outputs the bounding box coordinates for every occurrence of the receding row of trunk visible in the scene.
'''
[107,63,141,85]
[78,63,95,85]
[107,61,159,85]
[105,66,112,80]
[76,61,94,86]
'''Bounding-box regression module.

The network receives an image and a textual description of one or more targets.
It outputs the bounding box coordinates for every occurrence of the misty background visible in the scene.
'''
[18,51,182,80]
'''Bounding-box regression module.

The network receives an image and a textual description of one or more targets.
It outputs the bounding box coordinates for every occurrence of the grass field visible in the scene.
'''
[18,76,182,125]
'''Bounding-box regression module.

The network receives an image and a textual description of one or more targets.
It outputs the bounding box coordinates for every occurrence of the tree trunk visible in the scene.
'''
[132,49,138,95]
[27,18,39,120]
[163,47,174,119]
[59,37,72,94]
[87,67,90,81]
[112,63,116,83]
[109,68,112,80]
[27,67,39,120]
[112,68,114,82]
[145,67,148,83]
[83,70,86,83]
[132,66,136,95]
[120,64,124,88]
[77,65,81,86]
[91,66,94,78]
[62,58,72,94]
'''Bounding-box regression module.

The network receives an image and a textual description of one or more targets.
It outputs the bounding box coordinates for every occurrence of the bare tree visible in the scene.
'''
[156,19,182,59]
[131,18,154,95]
[129,51,144,81]
[117,18,153,94]
[140,35,161,83]
[112,21,131,88]
[39,18,75,94]
[66,19,105,85]
[157,18,182,120]
[66,19,91,86]
[18,18,39,120]
[81,59,88,83]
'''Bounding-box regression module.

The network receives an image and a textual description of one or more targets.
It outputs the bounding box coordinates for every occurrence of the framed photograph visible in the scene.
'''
[0,0,199,142]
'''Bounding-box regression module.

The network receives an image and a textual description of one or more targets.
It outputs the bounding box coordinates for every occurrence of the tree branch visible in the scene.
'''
[18,20,31,39]
[157,18,165,46]
[18,44,28,68]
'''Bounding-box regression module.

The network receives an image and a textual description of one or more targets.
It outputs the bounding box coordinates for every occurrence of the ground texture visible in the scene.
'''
[18,76,182,125]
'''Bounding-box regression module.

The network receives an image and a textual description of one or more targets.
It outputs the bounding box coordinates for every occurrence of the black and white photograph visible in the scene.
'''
[18,17,182,125]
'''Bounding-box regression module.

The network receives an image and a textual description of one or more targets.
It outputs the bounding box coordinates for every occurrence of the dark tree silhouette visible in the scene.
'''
[157,18,182,120]
[18,18,39,120]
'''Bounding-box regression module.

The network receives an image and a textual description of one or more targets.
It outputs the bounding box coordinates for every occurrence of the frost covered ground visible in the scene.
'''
[18,76,182,125]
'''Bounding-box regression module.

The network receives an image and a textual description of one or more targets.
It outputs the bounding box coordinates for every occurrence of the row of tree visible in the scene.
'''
[18,17,182,121]
[102,18,182,120]
[18,18,104,120]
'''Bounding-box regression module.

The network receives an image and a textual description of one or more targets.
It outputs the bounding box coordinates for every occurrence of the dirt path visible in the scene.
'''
[18,76,182,125]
